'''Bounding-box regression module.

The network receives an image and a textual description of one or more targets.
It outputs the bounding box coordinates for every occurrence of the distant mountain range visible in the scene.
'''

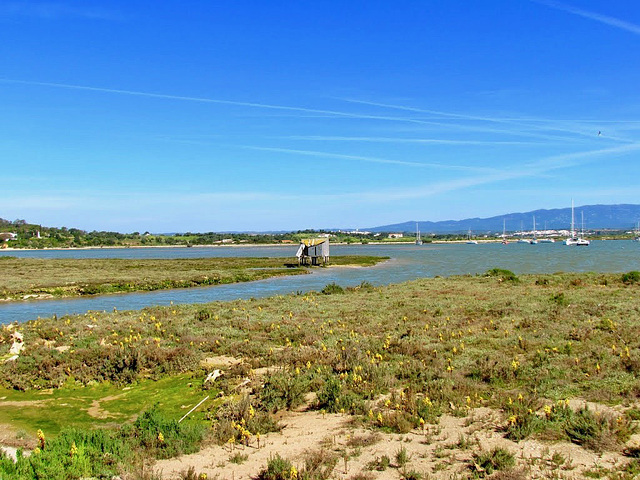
[367,204,640,234]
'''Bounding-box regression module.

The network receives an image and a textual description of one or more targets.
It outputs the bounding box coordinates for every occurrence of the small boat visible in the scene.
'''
[415,223,423,245]
[466,229,478,244]
[565,201,589,246]
[634,222,640,242]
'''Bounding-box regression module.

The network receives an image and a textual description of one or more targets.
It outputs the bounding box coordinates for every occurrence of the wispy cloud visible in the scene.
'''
[0,2,123,20]
[12,144,636,211]
[336,143,640,202]
[4,141,638,235]
[277,135,535,146]
[532,0,640,36]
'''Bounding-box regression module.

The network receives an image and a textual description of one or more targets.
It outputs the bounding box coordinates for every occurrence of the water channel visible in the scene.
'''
[1,241,638,323]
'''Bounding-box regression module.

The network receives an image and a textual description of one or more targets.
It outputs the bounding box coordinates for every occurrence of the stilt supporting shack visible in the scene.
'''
[295,238,329,266]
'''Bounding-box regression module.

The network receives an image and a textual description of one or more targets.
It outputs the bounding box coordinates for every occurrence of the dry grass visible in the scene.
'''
[0,255,384,300]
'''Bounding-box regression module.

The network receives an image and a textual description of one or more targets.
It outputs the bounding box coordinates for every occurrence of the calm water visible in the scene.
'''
[1,241,638,323]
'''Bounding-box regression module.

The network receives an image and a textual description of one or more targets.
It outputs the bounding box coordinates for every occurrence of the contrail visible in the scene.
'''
[341,98,619,142]
[532,0,640,36]
[0,78,436,126]
[237,145,500,172]
[276,135,535,146]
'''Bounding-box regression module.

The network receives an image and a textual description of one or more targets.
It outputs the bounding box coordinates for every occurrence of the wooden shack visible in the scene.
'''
[296,238,329,266]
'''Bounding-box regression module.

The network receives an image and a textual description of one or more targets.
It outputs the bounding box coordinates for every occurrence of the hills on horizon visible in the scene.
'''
[4,203,640,237]
[367,204,640,234]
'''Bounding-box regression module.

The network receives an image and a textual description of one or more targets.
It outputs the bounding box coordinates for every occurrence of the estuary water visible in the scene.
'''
[1,241,638,323]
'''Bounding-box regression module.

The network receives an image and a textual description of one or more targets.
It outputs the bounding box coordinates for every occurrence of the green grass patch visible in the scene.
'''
[0,374,211,436]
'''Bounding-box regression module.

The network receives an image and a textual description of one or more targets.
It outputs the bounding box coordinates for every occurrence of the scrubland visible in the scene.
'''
[1,269,640,479]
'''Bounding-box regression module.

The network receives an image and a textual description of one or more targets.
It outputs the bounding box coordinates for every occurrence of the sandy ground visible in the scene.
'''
[154,404,631,480]
[0,387,635,478]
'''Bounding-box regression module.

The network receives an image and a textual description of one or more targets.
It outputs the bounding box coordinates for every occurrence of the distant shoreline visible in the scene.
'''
[2,237,612,252]
[0,239,522,251]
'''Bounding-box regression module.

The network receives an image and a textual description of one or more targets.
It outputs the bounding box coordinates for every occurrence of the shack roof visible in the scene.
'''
[300,238,327,247]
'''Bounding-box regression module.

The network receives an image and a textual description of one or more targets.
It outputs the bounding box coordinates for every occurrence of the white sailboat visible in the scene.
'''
[565,200,589,246]
[466,229,478,244]
[539,220,554,242]
[577,212,590,246]
[529,216,538,244]
[501,218,509,244]
[517,221,529,243]
[415,223,422,245]
[634,222,640,242]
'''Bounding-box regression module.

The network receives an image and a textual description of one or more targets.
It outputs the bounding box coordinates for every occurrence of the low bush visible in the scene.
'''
[210,395,280,445]
[622,271,640,284]
[257,454,294,480]
[472,447,515,477]
[485,268,519,283]
[258,371,309,412]
[321,282,344,295]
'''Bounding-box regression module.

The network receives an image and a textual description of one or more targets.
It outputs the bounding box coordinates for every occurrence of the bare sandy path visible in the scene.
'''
[155,406,629,480]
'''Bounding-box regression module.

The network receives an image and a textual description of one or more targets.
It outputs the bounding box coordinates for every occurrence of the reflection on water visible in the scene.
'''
[1,241,638,323]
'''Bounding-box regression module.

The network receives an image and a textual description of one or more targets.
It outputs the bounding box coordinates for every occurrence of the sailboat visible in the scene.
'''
[529,216,538,244]
[517,221,529,243]
[501,218,509,244]
[415,223,423,245]
[466,229,478,244]
[577,212,590,246]
[634,222,640,242]
[565,201,589,246]
[539,220,554,243]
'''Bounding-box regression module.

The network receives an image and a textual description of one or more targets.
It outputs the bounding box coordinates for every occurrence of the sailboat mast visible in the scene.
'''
[571,199,575,237]
[533,216,536,238]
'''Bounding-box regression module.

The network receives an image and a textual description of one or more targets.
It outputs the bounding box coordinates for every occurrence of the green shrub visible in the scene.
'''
[195,309,211,322]
[316,376,342,413]
[472,448,515,477]
[133,405,206,459]
[346,281,376,292]
[258,454,294,480]
[230,453,249,464]
[622,271,640,284]
[550,292,569,306]
[259,371,309,412]
[321,282,344,295]
[395,446,410,468]
[485,268,519,283]
[211,396,280,445]
[505,411,546,441]
[401,470,423,480]
[0,405,206,480]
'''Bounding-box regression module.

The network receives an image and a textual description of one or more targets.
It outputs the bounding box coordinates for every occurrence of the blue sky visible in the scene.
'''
[1,1,640,232]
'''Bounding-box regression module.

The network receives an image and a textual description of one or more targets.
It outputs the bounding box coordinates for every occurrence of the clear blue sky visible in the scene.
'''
[2,1,640,232]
